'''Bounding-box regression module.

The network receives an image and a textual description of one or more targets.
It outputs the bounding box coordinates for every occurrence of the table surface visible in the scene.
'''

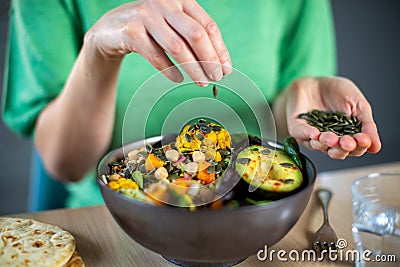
[4,161,400,267]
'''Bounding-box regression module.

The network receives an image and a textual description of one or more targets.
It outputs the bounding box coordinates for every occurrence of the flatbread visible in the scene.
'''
[64,250,85,267]
[0,217,76,267]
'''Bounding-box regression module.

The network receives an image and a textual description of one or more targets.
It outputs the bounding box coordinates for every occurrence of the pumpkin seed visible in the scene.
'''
[200,124,211,134]
[280,162,294,168]
[215,164,222,174]
[109,161,122,166]
[145,144,153,153]
[211,125,222,131]
[218,149,230,156]
[212,85,218,98]
[184,133,192,142]
[237,158,251,164]
[196,132,205,140]
[282,179,294,184]
[187,124,196,132]
[261,149,271,155]
[298,110,362,136]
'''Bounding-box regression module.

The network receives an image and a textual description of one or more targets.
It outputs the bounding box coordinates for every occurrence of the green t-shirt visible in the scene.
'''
[2,0,336,208]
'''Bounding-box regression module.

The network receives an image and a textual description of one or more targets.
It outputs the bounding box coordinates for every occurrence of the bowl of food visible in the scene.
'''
[96,120,316,266]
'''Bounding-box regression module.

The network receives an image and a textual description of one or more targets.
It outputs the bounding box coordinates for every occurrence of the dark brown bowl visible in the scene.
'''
[96,134,316,266]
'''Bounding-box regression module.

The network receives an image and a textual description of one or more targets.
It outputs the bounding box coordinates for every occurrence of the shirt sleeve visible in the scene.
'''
[276,0,337,92]
[1,0,83,137]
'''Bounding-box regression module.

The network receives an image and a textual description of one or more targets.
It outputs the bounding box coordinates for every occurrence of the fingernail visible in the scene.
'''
[211,68,223,81]
[222,60,232,75]
[196,81,209,87]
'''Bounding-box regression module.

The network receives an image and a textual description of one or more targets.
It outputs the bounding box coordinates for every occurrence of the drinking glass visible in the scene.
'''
[352,173,400,266]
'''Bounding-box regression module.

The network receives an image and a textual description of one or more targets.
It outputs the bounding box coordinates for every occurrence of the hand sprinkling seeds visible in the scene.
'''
[298,109,362,136]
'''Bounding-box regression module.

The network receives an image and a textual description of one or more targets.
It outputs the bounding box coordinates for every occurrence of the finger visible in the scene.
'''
[165,12,223,81]
[183,1,232,75]
[349,133,371,157]
[302,140,329,155]
[136,33,184,83]
[349,147,368,157]
[354,106,381,154]
[361,120,381,154]
[290,121,320,142]
[319,131,340,148]
[309,139,330,151]
[327,146,349,160]
[145,18,209,86]
[339,135,357,152]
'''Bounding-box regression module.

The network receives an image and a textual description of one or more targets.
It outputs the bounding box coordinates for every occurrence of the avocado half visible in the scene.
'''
[235,145,303,193]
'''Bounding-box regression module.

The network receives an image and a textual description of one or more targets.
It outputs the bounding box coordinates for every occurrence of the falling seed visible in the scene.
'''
[212,85,218,98]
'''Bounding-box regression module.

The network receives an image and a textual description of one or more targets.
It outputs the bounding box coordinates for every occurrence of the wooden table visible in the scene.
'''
[5,161,400,266]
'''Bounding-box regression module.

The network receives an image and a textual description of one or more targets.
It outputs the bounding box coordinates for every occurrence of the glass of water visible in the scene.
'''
[352,173,400,266]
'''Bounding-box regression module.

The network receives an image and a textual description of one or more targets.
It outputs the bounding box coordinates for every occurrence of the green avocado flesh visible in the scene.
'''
[235,145,303,193]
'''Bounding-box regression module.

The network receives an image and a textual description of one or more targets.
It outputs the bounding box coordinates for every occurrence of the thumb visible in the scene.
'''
[288,119,320,143]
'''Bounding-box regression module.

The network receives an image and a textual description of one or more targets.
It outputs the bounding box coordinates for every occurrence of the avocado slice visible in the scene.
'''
[235,145,303,193]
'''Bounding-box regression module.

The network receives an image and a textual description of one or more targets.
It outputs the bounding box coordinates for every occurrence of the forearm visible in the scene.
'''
[35,43,123,182]
[272,87,290,142]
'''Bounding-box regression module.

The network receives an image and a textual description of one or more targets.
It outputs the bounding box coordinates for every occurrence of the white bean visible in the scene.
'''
[185,162,199,175]
[155,167,169,180]
[165,149,180,162]
[192,151,205,162]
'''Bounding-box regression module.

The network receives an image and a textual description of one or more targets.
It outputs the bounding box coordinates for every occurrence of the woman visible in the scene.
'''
[2,0,381,208]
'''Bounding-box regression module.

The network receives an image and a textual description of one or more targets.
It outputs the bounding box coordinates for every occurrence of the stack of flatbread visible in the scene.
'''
[0,217,84,267]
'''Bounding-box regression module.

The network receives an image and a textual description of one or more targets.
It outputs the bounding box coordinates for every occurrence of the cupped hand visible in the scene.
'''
[84,0,231,85]
[285,77,381,159]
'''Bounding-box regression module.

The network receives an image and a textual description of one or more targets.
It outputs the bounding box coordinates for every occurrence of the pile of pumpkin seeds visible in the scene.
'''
[298,110,362,136]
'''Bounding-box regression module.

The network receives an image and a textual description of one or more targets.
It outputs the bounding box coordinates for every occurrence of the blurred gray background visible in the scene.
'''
[1,0,399,215]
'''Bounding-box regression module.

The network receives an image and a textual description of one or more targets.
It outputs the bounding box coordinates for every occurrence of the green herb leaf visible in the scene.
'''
[284,136,303,171]
[130,170,144,189]
[245,198,272,205]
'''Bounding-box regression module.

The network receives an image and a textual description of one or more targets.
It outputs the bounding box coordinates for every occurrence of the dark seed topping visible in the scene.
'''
[196,132,205,140]
[237,158,251,164]
[282,179,294,184]
[157,156,168,162]
[184,133,192,142]
[215,164,222,174]
[280,162,294,168]
[218,149,230,156]
[187,124,196,132]
[261,149,271,155]
[200,124,211,134]
[211,125,222,131]
[145,144,153,153]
